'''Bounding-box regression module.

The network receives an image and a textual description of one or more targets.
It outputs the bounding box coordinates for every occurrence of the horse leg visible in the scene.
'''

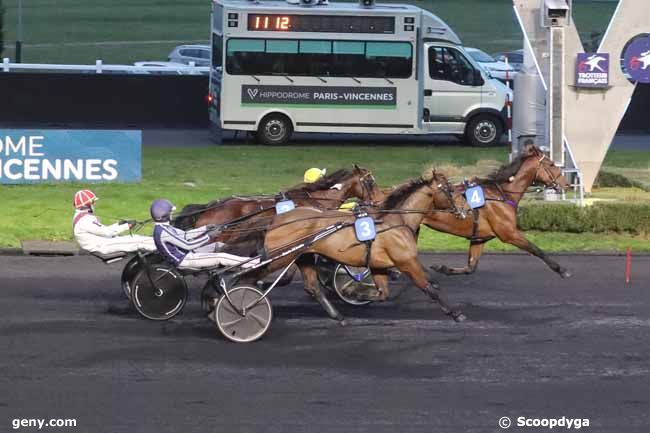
[499,231,571,278]
[370,272,390,301]
[432,241,485,275]
[296,257,345,322]
[397,258,466,322]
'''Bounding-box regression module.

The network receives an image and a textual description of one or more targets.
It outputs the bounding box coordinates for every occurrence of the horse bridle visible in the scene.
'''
[359,171,379,205]
[533,154,563,191]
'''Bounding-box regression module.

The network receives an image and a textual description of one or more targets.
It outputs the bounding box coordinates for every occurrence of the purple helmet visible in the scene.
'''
[150,199,176,222]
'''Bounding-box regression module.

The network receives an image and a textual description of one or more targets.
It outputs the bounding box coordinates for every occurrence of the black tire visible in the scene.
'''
[120,253,163,300]
[131,266,187,321]
[465,114,503,147]
[257,114,292,145]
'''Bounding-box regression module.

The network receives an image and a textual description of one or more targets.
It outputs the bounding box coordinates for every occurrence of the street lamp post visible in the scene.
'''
[15,0,23,62]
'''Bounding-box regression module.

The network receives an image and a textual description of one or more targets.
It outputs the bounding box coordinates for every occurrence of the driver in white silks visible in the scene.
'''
[150,199,259,270]
[72,189,156,255]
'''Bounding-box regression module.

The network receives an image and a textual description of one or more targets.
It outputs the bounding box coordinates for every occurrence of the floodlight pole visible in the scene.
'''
[15,0,23,63]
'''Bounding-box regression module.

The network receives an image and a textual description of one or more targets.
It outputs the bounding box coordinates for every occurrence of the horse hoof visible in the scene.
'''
[560,270,572,279]
[453,313,467,323]
[388,270,401,281]
[339,319,347,327]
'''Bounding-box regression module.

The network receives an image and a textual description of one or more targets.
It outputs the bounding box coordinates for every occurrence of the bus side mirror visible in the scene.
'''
[473,69,484,86]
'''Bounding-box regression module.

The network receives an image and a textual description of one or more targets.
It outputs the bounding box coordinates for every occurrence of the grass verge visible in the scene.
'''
[2,145,649,252]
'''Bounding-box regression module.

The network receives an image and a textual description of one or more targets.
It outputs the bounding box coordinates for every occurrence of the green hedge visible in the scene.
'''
[518,203,650,234]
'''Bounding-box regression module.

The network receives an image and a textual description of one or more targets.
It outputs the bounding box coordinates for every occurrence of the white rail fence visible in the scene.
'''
[1,58,210,75]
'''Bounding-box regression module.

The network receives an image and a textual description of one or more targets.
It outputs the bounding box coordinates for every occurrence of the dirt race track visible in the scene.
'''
[1,253,649,433]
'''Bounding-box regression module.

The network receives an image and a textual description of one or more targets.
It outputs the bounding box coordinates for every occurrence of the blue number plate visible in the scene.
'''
[275,200,295,214]
[465,186,486,209]
[354,216,376,242]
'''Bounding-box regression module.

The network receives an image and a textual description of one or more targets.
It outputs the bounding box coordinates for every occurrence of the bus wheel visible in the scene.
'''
[465,114,502,147]
[257,114,292,145]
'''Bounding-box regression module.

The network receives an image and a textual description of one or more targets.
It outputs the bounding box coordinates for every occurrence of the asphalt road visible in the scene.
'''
[1,253,649,433]
[142,128,650,150]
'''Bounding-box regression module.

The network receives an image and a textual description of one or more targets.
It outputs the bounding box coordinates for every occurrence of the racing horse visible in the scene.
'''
[425,144,572,278]
[262,169,467,323]
[173,165,382,239]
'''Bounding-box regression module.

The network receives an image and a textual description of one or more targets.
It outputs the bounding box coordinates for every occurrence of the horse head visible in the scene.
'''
[521,145,570,192]
[349,164,384,204]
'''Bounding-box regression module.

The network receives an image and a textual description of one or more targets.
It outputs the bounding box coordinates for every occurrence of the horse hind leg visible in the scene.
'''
[432,242,485,276]
[296,257,345,323]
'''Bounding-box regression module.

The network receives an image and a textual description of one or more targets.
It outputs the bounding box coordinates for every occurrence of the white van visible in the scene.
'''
[209,0,512,146]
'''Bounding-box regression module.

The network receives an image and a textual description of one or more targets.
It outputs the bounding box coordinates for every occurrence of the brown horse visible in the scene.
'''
[262,169,466,323]
[173,165,382,240]
[424,145,572,278]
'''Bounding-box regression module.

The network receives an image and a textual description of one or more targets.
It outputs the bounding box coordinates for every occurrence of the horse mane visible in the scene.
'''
[380,177,428,209]
[285,169,354,193]
[475,153,530,185]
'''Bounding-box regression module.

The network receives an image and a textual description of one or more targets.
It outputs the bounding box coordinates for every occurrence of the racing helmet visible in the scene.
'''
[304,167,326,183]
[74,189,98,210]
[150,199,176,222]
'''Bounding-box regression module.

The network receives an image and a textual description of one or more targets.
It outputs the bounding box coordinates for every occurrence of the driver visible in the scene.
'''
[72,189,156,254]
[150,199,259,270]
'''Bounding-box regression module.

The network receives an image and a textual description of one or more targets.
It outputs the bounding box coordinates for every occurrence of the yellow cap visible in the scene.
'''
[338,201,357,212]
[304,168,326,183]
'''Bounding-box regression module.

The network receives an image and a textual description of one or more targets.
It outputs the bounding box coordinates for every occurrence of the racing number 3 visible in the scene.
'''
[354,217,376,242]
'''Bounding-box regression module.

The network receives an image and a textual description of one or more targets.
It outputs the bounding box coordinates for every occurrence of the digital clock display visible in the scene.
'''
[247,14,395,34]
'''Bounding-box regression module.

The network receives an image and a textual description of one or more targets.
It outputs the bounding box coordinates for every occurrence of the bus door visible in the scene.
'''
[423,44,483,132]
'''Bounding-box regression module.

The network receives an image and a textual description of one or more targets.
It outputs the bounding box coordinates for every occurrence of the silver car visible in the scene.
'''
[168,44,211,66]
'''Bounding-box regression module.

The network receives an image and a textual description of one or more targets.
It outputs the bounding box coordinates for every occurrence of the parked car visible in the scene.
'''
[493,49,525,72]
[465,47,517,82]
[133,61,198,75]
[168,45,211,66]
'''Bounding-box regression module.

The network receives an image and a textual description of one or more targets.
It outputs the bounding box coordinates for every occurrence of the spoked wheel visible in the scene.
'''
[215,286,272,343]
[120,258,139,300]
[332,264,374,306]
[121,253,163,300]
[131,266,187,321]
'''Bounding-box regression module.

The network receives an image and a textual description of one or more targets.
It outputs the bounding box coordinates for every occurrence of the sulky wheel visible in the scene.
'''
[215,286,272,343]
[121,253,163,300]
[120,257,140,300]
[332,264,374,306]
[131,266,187,321]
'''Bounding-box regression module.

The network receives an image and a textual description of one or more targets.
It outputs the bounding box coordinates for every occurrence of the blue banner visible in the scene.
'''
[0,130,141,184]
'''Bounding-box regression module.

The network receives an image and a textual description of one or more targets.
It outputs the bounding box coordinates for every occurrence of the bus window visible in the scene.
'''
[267,40,298,53]
[226,38,411,78]
[428,47,475,86]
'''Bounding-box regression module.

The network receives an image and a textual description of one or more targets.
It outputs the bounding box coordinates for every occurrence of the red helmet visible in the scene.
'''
[73,189,98,209]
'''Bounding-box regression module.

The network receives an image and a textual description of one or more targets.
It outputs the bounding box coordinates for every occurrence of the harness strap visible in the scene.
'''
[470,208,481,243]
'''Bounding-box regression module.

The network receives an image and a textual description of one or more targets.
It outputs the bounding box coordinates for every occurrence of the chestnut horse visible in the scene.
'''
[424,145,572,278]
[262,169,466,323]
[173,165,382,241]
